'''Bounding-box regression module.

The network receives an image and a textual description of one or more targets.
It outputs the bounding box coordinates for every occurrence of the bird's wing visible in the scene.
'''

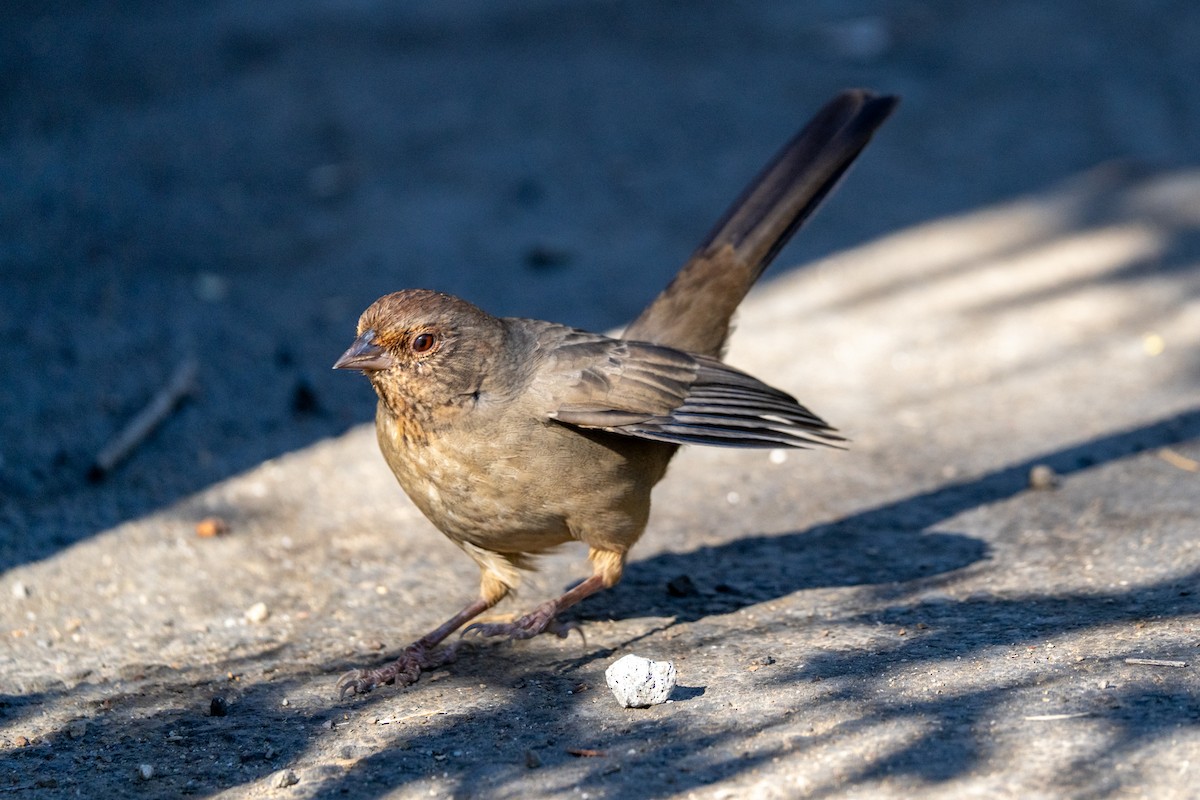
[537,330,843,449]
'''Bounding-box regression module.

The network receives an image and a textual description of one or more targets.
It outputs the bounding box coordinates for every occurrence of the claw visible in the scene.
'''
[337,669,378,699]
[460,621,488,638]
[336,642,457,699]
[556,619,587,647]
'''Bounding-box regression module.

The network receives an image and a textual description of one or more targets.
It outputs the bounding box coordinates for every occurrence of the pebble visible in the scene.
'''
[11,580,29,599]
[605,654,677,708]
[270,769,300,789]
[195,517,230,538]
[666,574,697,598]
[139,764,155,781]
[245,602,270,623]
[67,719,87,739]
[1028,464,1060,490]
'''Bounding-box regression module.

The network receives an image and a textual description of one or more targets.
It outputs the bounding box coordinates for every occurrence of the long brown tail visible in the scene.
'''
[623,89,899,357]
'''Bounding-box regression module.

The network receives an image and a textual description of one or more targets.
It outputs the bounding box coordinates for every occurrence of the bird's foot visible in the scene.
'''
[462,599,582,643]
[337,640,458,698]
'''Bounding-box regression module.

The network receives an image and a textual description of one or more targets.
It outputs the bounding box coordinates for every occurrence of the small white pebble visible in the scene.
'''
[270,769,299,788]
[245,602,270,623]
[769,449,788,465]
[1028,464,1059,490]
[11,581,29,599]
[1143,332,1165,356]
[139,764,155,781]
[726,491,740,505]
[605,654,677,708]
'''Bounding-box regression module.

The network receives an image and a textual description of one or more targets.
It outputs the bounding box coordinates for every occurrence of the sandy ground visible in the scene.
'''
[2,2,1199,798]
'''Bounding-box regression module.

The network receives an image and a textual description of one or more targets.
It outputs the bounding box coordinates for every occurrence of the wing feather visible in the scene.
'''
[538,329,842,450]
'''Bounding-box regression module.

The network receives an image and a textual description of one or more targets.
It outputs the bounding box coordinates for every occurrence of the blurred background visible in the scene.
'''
[2,0,1198,568]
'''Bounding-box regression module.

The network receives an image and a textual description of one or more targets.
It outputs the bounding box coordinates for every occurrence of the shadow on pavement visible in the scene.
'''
[2,406,1196,797]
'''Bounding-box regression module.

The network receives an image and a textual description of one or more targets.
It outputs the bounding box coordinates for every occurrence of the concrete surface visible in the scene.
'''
[2,2,1199,798]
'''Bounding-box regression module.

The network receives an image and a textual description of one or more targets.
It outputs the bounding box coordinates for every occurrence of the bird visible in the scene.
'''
[333,89,898,696]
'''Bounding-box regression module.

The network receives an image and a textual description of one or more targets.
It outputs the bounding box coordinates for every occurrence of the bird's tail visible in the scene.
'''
[623,89,899,357]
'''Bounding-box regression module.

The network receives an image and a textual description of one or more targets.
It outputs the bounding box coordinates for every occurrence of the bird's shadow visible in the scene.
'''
[569,406,1200,630]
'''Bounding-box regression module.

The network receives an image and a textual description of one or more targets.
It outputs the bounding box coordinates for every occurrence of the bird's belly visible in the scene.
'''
[376,408,666,556]
[397,432,573,552]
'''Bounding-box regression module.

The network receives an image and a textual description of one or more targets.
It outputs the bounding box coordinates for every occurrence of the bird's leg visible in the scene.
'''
[464,548,623,642]
[337,595,494,698]
[463,574,604,640]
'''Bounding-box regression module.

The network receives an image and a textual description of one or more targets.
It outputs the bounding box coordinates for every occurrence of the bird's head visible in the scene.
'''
[334,289,505,414]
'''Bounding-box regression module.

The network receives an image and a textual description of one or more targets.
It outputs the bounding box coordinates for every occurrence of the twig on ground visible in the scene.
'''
[1125,657,1188,668]
[1158,448,1199,472]
[1023,712,1092,721]
[567,748,606,758]
[89,357,198,480]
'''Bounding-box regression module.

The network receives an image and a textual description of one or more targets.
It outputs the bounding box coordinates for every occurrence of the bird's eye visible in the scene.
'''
[411,332,437,354]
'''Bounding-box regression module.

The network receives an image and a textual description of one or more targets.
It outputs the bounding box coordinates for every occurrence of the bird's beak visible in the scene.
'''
[333,330,394,371]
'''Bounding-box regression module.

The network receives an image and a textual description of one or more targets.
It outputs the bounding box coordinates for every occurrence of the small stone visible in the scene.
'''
[67,719,87,739]
[270,769,300,788]
[1028,464,1059,490]
[525,749,542,769]
[523,244,573,271]
[195,517,230,538]
[210,697,228,717]
[666,575,697,598]
[605,654,677,708]
[139,764,155,781]
[245,602,270,623]
[768,449,788,465]
[291,379,320,415]
[11,581,29,599]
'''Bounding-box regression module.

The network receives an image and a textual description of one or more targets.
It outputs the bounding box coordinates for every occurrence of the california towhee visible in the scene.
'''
[334,89,897,696]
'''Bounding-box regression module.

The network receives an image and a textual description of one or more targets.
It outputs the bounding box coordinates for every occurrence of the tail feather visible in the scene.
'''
[623,89,898,357]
